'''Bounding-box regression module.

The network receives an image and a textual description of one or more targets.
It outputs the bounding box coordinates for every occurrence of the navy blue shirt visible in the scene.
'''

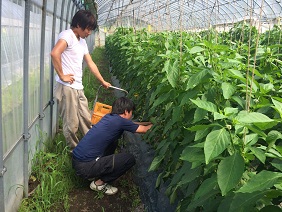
[73,114,139,161]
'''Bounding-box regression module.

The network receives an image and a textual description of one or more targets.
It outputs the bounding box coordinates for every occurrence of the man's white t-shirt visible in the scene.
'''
[55,29,89,90]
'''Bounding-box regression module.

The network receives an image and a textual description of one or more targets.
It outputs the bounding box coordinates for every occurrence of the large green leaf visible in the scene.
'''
[172,106,182,123]
[228,69,246,82]
[224,107,239,116]
[163,59,179,88]
[235,110,274,123]
[151,92,171,108]
[195,128,210,141]
[217,152,245,196]
[245,124,267,138]
[266,130,282,147]
[193,174,218,200]
[188,189,219,211]
[265,146,282,158]
[186,69,210,90]
[148,155,165,172]
[194,55,206,66]
[260,83,274,94]
[271,159,282,172]
[190,46,205,54]
[179,166,202,185]
[218,190,268,212]
[156,139,170,155]
[188,123,220,131]
[249,146,266,164]
[169,186,179,204]
[163,118,175,134]
[193,107,207,123]
[190,99,218,113]
[149,83,169,106]
[237,170,282,193]
[222,82,236,99]
[254,121,278,130]
[180,146,205,168]
[244,133,258,146]
[260,205,282,212]
[179,90,198,106]
[232,96,245,109]
[214,112,227,120]
[169,162,191,187]
[204,128,231,164]
[272,98,282,118]
[227,58,242,64]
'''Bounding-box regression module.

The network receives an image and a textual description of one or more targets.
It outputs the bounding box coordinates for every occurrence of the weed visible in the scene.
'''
[120,190,128,200]
[95,190,105,199]
[18,132,74,212]
[119,178,130,188]
[130,186,142,208]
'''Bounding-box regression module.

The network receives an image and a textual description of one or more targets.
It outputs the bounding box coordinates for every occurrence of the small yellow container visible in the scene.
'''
[91,102,112,124]
[91,85,128,125]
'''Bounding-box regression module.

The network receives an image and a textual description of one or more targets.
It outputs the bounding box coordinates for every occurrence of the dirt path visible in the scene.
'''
[68,171,145,212]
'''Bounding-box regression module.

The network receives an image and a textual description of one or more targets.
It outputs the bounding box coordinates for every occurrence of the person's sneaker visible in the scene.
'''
[90,181,118,195]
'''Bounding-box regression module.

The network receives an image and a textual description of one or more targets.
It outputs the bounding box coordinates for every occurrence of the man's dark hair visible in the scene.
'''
[71,10,97,30]
[111,97,136,115]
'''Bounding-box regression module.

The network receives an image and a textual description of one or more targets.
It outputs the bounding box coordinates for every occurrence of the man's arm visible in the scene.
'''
[84,53,111,88]
[134,121,152,126]
[50,39,75,84]
[135,123,153,133]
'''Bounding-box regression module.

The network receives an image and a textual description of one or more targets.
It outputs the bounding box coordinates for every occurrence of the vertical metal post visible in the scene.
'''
[59,0,65,32]
[49,0,58,138]
[39,0,47,148]
[65,0,71,30]
[0,0,6,210]
[71,3,76,21]
[23,0,31,198]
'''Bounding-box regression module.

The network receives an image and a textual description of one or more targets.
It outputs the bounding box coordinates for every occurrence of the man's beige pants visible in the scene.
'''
[54,82,92,150]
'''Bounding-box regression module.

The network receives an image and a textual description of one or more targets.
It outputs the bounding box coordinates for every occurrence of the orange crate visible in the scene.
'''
[91,85,128,125]
[91,102,112,124]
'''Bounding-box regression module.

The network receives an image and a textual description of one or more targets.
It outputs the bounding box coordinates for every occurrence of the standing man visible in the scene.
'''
[51,10,111,151]
[72,97,153,195]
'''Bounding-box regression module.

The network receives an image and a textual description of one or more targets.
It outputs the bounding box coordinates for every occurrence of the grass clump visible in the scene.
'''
[18,133,82,211]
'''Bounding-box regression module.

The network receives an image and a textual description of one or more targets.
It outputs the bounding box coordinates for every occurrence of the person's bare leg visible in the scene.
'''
[94,179,104,186]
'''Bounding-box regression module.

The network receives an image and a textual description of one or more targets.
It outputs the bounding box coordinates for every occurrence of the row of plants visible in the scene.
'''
[105,24,282,211]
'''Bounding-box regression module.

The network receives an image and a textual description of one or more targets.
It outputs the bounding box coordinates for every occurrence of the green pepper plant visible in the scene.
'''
[105,27,282,211]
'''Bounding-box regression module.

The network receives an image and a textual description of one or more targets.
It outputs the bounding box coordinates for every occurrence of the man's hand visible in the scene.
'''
[136,123,153,133]
[101,81,111,88]
[60,74,75,84]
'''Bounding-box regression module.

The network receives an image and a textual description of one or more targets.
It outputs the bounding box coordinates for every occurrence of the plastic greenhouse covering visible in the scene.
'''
[1,0,282,211]
[95,0,282,31]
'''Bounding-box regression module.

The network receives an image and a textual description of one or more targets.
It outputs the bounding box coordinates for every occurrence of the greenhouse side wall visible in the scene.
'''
[0,1,89,211]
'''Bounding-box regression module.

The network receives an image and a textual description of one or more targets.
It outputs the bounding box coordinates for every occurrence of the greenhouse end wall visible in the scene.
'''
[0,1,95,211]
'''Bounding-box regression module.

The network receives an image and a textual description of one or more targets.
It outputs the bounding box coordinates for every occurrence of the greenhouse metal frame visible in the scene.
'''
[0,1,95,211]
[95,0,282,31]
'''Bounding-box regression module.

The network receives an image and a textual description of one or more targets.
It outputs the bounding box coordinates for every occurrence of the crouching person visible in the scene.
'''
[72,97,153,195]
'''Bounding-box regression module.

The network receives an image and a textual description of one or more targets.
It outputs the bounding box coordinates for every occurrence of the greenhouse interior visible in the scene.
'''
[1,0,282,211]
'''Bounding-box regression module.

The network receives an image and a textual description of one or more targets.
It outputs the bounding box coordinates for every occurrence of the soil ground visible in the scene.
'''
[28,162,145,212]
[67,171,145,212]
